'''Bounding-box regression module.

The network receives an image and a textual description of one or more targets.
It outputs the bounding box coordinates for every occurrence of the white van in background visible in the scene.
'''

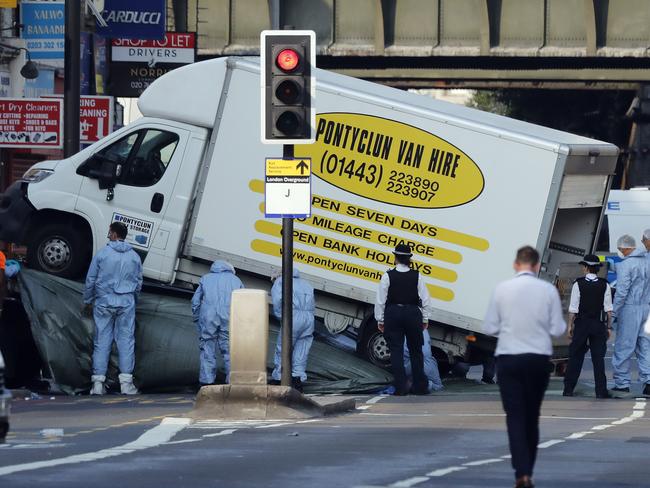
[605,188,650,251]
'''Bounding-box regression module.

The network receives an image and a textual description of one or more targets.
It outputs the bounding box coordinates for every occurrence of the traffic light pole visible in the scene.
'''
[281,143,294,387]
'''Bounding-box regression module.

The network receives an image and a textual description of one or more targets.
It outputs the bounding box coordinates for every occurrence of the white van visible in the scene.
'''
[0,57,618,369]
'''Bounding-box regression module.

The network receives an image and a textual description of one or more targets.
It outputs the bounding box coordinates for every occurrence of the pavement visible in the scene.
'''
[0,360,648,487]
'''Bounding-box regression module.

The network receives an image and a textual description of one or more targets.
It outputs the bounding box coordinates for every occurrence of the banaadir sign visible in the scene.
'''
[96,0,166,40]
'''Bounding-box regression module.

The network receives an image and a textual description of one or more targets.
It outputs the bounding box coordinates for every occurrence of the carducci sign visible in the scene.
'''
[96,0,166,40]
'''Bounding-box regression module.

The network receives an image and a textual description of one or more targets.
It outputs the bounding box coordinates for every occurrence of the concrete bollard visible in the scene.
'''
[228,289,268,385]
[191,289,356,419]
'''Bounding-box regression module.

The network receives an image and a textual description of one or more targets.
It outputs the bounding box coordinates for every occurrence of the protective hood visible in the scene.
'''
[628,248,647,259]
[108,240,133,253]
[210,260,235,274]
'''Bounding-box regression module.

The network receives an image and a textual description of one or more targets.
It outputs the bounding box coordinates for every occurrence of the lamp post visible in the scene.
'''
[0,43,39,79]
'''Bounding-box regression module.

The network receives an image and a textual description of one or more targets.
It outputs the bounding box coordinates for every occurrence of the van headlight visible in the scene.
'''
[22,168,54,183]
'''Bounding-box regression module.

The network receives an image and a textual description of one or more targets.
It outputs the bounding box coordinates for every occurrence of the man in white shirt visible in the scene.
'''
[563,254,612,398]
[375,243,431,395]
[483,246,566,488]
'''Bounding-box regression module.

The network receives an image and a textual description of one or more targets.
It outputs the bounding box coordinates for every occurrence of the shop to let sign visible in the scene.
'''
[0,99,63,149]
[112,33,195,64]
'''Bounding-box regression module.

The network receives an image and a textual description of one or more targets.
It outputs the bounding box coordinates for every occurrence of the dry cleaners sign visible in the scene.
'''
[96,0,166,40]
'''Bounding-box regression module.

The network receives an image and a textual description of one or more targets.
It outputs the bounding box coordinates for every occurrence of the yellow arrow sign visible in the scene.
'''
[266,158,311,177]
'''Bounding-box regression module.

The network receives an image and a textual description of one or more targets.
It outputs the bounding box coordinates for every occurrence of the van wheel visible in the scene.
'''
[27,224,89,279]
[357,318,391,368]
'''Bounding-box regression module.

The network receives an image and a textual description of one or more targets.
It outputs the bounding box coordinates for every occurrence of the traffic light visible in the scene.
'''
[261,30,315,144]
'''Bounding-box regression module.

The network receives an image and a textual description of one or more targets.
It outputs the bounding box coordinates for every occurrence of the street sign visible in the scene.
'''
[111,33,195,64]
[20,1,65,64]
[96,0,166,40]
[42,95,114,144]
[0,98,63,149]
[265,158,312,218]
[79,96,114,143]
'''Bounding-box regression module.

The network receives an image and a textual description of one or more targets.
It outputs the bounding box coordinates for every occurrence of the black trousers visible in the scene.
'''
[564,317,608,396]
[384,304,428,394]
[497,354,551,479]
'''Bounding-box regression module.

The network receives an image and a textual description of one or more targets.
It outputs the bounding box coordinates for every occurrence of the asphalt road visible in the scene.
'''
[1,366,648,488]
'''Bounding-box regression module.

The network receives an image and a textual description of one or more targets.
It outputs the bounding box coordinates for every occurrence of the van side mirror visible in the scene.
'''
[80,155,121,190]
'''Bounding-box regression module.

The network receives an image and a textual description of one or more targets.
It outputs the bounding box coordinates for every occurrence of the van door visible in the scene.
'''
[75,124,190,280]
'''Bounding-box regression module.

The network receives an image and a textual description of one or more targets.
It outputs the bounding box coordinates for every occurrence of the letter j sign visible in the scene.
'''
[96,0,166,40]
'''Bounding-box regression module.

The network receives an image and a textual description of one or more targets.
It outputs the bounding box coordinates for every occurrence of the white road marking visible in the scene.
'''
[189,420,282,429]
[255,423,292,429]
[540,416,617,420]
[0,417,190,477]
[164,439,202,445]
[565,431,593,440]
[202,429,237,438]
[389,476,430,487]
[367,395,389,405]
[591,424,614,431]
[296,419,322,424]
[462,458,504,466]
[357,405,372,410]
[538,440,565,449]
[1,443,70,450]
[427,466,467,477]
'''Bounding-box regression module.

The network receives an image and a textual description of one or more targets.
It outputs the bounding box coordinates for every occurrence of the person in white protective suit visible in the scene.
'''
[83,222,143,395]
[404,330,444,392]
[611,234,650,395]
[192,260,244,386]
[270,268,315,392]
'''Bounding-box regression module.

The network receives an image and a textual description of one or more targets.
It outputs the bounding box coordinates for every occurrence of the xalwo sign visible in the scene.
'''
[20,1,65,62]
[96,0,166,40]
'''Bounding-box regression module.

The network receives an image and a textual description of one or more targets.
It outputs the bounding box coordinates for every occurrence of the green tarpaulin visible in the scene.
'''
[18,269,392,395]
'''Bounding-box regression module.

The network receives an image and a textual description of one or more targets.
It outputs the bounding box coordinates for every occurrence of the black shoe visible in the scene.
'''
[611,386,630,393]
[643,384,650,396]
[291,376,304,393]
[481,377,496,385]
[268,379,281,386]
[562,389,574,397]
[596,392,612,399]
[393,390,408,396]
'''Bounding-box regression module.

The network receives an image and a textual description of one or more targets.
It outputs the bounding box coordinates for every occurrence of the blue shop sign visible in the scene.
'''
[97,0,166,40]
[20,1,65,62]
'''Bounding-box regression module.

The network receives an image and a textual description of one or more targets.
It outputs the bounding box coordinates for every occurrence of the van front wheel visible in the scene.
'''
[27,224,89,279]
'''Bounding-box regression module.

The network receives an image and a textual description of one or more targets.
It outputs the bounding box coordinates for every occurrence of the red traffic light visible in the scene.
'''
[276,49,300,72]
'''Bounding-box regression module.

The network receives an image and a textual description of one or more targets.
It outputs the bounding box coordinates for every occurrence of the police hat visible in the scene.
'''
[393,243,413,257]
[579,253,602,267]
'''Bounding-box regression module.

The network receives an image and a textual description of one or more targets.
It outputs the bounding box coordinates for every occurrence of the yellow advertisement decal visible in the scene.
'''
[249,179,488,251]
[251,239,454,302]
[255,220,457,283]
[293,113,485,209]
[255,202,461,265]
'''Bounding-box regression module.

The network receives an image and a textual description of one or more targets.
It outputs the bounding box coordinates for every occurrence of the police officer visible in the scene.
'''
[563,254,612,398]
[375,243,430,395]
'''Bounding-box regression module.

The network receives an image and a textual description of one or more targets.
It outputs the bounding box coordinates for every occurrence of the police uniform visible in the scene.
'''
[375,244,430,395]
[563,254,612,398]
